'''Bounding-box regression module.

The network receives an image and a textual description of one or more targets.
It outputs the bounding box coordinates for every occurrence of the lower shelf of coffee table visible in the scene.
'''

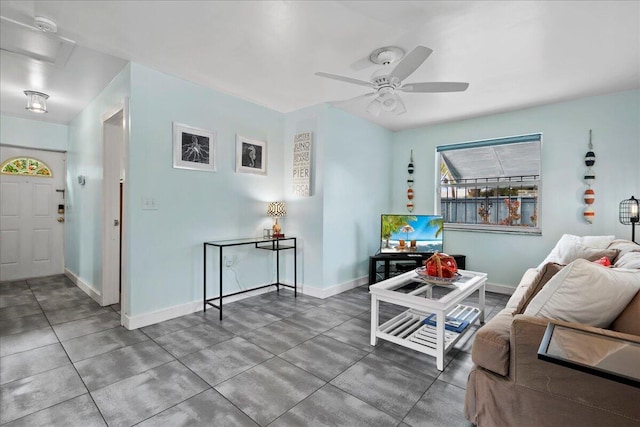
[376,304,481,355]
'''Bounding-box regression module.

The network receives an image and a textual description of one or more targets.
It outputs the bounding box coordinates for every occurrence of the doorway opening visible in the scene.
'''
[102,107,126,309]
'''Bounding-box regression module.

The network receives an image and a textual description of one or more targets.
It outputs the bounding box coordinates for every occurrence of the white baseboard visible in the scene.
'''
[121,278,370,330]
[123,284,277,330]
[123,300,201,330]
[486,282,515,295]
[291,276,368,299]
[65,268,102,304]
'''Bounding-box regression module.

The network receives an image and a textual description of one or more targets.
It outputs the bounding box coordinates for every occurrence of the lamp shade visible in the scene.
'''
[267,201,286,218]
[24,90,49,113]
[619,196,639,225]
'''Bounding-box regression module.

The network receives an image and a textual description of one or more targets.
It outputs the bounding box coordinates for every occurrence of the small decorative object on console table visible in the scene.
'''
[267,201,286,238]
[619,196,639,243]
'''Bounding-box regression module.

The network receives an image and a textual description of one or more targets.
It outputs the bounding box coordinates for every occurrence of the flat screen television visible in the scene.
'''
[380,214,444,254]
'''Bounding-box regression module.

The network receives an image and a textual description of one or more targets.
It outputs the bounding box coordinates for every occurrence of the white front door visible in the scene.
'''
[0,147,66,281]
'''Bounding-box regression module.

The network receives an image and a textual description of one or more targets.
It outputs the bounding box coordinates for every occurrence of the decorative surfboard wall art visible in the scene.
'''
[407,149,414,212]
[583,130,596,224]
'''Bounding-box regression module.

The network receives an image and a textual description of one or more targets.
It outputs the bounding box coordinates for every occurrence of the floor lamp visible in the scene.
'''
[619,196,639,243]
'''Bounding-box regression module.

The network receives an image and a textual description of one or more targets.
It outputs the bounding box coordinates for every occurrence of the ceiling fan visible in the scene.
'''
[315,46,469,116]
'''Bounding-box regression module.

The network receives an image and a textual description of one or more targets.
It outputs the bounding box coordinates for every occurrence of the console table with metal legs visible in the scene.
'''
[203,237,297,319]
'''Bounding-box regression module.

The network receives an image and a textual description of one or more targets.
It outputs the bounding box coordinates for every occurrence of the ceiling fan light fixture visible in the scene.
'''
[24,90,49,113]
[366,98,382,117]
[394,94,406,115]
[379,91,397,112]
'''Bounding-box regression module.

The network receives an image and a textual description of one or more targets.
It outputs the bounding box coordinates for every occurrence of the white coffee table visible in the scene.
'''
[369,269,487,371]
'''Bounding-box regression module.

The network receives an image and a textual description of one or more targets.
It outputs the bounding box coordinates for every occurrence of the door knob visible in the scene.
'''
[57,217,64,223]
[114,219,120,226]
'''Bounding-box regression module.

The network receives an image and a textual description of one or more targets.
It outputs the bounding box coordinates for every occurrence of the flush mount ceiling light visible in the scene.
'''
[24,90,49,113]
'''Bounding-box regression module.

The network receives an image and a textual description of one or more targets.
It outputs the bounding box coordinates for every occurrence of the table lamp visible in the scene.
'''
[619,196,639,243]
[267,201,286,238]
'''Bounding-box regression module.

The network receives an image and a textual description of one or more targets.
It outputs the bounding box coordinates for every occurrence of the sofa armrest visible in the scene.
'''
[510,315,640,422]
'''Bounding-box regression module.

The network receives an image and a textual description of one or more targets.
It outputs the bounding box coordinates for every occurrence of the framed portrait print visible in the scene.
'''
[236,135,267,175]
[173,122,216,172]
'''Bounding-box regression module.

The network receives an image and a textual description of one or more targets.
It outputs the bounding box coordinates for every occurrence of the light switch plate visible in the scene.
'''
[142,197,158,210]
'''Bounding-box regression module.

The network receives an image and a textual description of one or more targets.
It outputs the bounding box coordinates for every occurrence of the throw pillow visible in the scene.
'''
[512,262,564,315]
[536,239,618,270]
[578,235,616,248]
[524,258,640,328]
[613,251,640,269]
[592,256,611,267]
[607,239,640,255]
[537,234,616,270]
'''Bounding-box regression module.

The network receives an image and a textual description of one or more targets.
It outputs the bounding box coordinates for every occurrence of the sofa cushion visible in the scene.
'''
[613,251,640,269]
[471,308,514,376]
[610,290,640,335]
[505,268,539,310]
[524,259,640,328]
[607,239,640,263]
[512,262,564,315]
[537,234,617,270]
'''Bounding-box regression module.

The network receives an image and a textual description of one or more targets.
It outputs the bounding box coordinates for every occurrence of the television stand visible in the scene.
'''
[368,252,466,285]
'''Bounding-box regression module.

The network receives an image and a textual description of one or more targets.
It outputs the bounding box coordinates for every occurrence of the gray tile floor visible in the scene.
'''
[0,275,509,426]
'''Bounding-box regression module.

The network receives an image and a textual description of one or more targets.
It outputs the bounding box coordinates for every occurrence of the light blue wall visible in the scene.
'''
[127,63,285,316]
[66,64,131,294]
[283,104,328,289]
[392,89,640,288]
[283,105,392,290]
[323,108,392,286]
[0,115,68,151]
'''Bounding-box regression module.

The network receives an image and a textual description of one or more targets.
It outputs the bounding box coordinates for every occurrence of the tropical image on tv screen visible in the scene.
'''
[380,214,444,253]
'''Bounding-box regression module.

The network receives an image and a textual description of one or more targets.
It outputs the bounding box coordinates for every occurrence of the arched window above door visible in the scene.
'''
[1,157,53,177]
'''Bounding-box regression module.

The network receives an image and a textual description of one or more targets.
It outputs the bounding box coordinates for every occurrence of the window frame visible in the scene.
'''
[0,156,53,177]
[435,133,542,235]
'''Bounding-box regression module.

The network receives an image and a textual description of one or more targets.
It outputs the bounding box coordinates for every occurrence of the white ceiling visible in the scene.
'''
[1,1,638,131]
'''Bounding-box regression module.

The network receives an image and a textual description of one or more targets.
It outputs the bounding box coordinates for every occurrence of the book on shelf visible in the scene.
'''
[422,313,470,333]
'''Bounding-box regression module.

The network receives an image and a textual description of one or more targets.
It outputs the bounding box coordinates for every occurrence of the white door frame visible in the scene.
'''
[101,98,129,319]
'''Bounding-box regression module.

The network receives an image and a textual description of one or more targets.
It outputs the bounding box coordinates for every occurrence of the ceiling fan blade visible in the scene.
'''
[400,82,469,93]
[328,92,376,106]
[315,72,372,87]
[388,46,433,81]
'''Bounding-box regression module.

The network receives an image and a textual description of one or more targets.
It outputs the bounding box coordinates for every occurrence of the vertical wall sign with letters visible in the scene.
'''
[293,132,312,196]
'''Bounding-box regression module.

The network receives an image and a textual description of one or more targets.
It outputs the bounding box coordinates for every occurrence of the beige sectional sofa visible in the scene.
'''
[464,238,640,427]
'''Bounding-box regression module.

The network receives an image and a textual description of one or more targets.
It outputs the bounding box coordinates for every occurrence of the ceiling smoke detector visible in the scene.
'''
[34,16,57,33]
